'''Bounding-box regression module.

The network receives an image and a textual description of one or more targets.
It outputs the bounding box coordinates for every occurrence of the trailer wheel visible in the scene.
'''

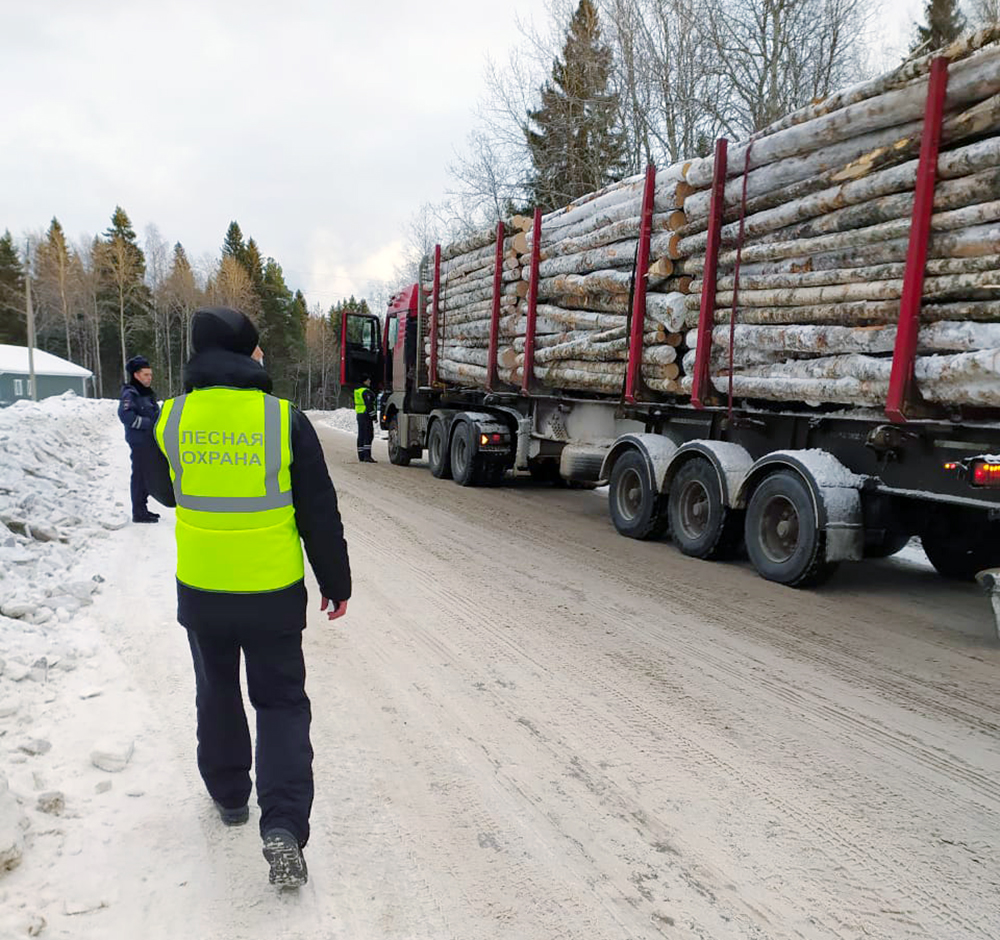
[387,415,411,467]
[428,420,452,479]
[745,470,836,587]
[608,451,667,540]
[921,512,1000,581]
[450,422,477,486]
[668,458,741,559]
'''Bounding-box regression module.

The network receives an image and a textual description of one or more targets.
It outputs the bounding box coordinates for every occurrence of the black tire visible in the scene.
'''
[450,422,477,486]
[608,451,667,540]
[864,530,911,559]
[668,458,741,560]
[921,512,1000,581]
[745,470,837,587]
[387,415,411,467]
[428,420,451,479]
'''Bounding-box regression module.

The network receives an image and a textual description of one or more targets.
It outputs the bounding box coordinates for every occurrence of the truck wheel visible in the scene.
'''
[428,420,451,479]
[450,422,477,486]
[387,415,411,467]
[921,513,1000,581]
[608,451,667,540]
[864,530,910,558]
[745,470,836,587]
[668,458,741,559]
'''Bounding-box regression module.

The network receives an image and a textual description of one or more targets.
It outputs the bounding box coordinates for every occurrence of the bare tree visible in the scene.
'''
[971,0,1000,26]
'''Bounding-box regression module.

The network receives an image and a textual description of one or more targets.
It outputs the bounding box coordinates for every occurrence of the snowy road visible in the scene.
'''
[4,407,1000,939]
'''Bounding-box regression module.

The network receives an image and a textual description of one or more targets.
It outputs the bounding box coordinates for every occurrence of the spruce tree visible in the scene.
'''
[222,221,249,269]
[912,0,966,53]
[0,230,26,345]
[99,206,150,382]
[525,0,624,212]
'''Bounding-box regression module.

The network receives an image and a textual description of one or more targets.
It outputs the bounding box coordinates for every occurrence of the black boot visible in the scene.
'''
[263,828,308,888]
[133,512,159,523]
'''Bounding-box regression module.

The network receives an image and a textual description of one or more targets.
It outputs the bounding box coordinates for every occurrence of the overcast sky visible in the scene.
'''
[3,0,926,311]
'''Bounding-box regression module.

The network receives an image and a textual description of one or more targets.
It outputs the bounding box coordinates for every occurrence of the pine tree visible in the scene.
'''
[525,0,625,212]
[35,218,77,359]
[0,230,26,346]
[912,0,966,53]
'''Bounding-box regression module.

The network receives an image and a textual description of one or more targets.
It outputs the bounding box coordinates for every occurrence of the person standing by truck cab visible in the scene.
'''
[143,306,352,889]
[118,355,160,523]
[354,375,377,463]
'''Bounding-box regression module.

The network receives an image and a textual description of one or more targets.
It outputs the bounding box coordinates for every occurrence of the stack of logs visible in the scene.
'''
[424,26,1000,410]
[422,164,692,396]
[671,27,1000,409]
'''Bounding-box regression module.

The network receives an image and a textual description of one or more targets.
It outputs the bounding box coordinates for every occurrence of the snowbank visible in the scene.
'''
[0,393,156,934]
[307,408,359,435]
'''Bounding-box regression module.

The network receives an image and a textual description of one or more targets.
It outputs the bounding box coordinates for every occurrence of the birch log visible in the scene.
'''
[714,350,1000,408]
[700,271,1000,309]
[689,321,1000,356]
[685,46,1000,189]
[677,148,1000,256]
[692,255,1000,291]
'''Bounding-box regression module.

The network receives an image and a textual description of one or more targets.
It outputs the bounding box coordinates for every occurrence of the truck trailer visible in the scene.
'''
[338,38,1000,623]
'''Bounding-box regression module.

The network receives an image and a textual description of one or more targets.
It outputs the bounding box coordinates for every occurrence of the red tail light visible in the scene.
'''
[972,460,1000,487]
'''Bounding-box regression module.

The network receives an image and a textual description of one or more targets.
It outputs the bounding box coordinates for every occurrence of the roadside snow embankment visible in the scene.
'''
[308,408,361,436]
[0,393,145,933]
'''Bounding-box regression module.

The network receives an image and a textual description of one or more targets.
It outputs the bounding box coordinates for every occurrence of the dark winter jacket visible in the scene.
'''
[142,348,352,633]
[118,381,160,446]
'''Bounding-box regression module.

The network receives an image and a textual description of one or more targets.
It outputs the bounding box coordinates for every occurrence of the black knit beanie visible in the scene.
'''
[190,307,259,356]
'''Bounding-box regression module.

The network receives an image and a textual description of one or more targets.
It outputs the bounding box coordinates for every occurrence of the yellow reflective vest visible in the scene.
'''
[354,386,368,414]
[154,387,304,593]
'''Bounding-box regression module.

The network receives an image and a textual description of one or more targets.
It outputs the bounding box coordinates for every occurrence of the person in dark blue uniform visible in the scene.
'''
[118,355,161,523]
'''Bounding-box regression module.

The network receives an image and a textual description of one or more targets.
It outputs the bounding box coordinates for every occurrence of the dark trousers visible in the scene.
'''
[129,443,149,517]
[356,412,374,461]
[186,627,314,847]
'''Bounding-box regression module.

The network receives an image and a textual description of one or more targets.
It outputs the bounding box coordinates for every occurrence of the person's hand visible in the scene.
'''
[321,597,348,621]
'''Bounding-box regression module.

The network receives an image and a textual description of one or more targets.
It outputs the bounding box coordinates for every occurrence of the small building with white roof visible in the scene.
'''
[0,344,93,406]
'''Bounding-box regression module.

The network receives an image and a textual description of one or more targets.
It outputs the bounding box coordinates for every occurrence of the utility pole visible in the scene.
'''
[25,239,38,401]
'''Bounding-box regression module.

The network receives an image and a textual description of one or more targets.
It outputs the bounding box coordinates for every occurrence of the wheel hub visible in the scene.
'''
[617,468,643,521]
[760,496,799,564]
[678,480,710,538]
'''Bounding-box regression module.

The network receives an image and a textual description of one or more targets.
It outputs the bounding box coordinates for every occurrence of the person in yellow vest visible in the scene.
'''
[354,375,377,463]
[143,306,351,889]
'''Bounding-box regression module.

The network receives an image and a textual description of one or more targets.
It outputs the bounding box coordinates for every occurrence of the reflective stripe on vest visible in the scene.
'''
[354,386,366,414]
[154,388,304,593]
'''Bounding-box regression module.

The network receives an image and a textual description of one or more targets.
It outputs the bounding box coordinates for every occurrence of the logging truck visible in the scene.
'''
[339,34,1000,623]
[339,273,1000,593]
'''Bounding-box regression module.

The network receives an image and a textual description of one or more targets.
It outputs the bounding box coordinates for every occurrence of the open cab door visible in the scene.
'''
[340,311,382,391]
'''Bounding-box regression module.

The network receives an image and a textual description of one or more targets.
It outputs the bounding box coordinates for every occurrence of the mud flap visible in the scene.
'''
[974,568,1000,641]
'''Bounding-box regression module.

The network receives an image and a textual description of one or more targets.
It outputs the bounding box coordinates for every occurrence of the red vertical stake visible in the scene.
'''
[625,164,657,404]
[429,244,442,386]
[522,208,543,394]
[886,57,949,423]
[691,138,728,410]
[487,220,506,391]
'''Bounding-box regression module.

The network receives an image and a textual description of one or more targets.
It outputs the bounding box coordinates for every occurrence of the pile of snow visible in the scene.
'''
[308,407,361,435]
[0,393,128,630]
[0,392,143,931]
